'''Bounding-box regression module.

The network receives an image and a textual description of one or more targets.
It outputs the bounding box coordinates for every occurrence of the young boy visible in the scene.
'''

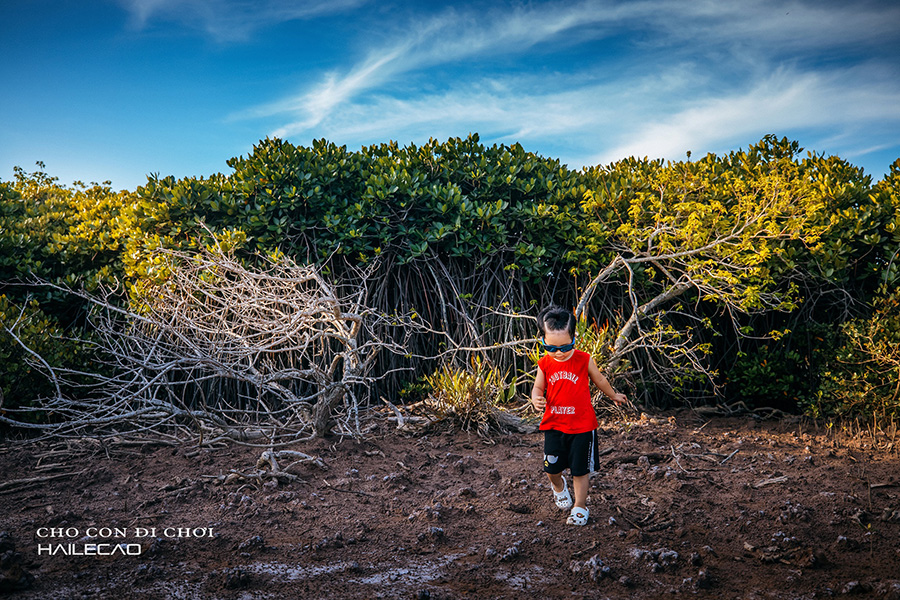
[531,305,627,525]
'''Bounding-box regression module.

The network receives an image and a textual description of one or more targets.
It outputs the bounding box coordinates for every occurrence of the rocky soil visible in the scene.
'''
[1,412,898,599]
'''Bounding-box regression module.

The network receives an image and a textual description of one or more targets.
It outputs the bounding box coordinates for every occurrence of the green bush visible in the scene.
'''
[423,356,519,435]
[0,295,95,418]
[0,164,133,300]
[130,135,585,282]
[806,288,900,419]
[2,141,900,421]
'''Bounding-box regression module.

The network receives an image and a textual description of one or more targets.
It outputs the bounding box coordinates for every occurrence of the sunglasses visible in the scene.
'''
[541,339,575,353]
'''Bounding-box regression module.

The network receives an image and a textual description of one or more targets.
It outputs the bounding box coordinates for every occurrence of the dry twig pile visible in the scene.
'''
[1,246,412,443]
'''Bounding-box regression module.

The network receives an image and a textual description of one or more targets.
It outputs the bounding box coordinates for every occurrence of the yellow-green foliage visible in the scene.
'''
[803,161,900,419]
[809,291,900,419]
[576,137,830,313]
[424,356,517,435]
[2,139,900,420]
[0,295,95,415]
[0,165,134,295]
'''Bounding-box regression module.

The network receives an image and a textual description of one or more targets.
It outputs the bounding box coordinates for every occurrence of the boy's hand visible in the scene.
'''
[610,392,628,406]
[531,396,546,411]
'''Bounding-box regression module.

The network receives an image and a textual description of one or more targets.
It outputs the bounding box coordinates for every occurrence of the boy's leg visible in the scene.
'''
[571,474,589,508]
[569,429,599,508]
[547,472,565,493]
[544,430,572,509]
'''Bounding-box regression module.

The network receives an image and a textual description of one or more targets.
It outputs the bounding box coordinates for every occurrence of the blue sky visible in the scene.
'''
[2,0,899,191]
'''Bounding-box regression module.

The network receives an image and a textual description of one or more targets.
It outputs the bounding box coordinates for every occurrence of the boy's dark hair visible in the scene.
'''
[536,305,576,337]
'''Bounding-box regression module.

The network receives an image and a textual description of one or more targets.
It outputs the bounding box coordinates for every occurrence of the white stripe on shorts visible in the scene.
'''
[587,430,596,474]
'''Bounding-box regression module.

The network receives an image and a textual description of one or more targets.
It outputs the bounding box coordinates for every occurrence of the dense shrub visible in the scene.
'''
[802,161,900,419]
[0,295,96,418]
[423,356,520,436]
[0,165,132,298]
[1,140,899,421]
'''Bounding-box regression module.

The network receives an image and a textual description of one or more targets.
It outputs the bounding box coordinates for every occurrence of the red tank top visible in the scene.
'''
[538,349,598,434]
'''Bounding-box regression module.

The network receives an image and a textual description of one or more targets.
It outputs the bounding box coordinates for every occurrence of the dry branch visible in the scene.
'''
[752,475,790,489]
[571,184,818,401]
[1,244,419,443]
[0,471,87,495]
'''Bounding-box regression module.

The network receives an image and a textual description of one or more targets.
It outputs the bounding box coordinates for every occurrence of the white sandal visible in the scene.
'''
[552,476,573,510]
[567,506,589,526]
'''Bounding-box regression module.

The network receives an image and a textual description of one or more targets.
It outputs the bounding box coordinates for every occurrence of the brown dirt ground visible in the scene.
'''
[1,412,899,599]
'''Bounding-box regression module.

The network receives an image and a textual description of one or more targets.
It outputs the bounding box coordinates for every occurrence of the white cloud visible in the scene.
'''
[660,0,900,52]
[118,0,368,41]
[266,68,687,164]
[593,67,900,167]
[225,0,900,177]
[255,0,899,140]
[269,60,900,176]
[256,0,638,135]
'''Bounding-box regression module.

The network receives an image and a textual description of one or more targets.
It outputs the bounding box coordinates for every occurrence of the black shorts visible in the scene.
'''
[543,429,599,477]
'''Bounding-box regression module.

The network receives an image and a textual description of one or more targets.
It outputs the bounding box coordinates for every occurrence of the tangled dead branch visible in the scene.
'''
[0,245,416,443]
[570,184,820,403]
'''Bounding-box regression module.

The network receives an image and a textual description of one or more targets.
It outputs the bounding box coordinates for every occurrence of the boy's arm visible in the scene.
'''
[587,358,627,406]
[531,366,547,411]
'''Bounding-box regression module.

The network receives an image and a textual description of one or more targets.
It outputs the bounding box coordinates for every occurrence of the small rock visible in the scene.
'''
[880,509,900,523]
[628,548,648,561]
[873,581,900,599]
[314,535,343,551]
[841,581,864,595]
[500,545,519,562]
[695,569,713,589]
[133,563,163,580]
[222,567,250,589]
[417,527,445,543]
[835,536,860,551]
[238,535,265,552]
[454,456,479,473]
[569,554,608,582]
[146,537,166,556]
[346,561,361,573]
[657,549,679,566]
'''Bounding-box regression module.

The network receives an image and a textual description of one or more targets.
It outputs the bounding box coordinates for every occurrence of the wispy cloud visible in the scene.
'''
[259,63,900,174]
[254,0,641,134]
[595,66,900,167]
[634,0,900,51]
[252,0,900,139]
[117,0,368,41]
[229,0,900,176]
